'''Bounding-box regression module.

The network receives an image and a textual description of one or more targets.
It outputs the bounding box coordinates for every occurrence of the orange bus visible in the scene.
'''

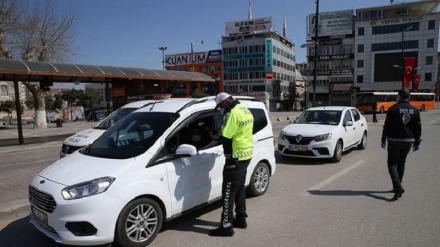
[356,92,435,113]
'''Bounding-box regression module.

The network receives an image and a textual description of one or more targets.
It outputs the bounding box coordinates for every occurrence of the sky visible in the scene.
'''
[54,0,428,70]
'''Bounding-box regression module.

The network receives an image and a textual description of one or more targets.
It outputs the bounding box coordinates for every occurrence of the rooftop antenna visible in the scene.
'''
[283,17,287,37]
[248,0,253,19]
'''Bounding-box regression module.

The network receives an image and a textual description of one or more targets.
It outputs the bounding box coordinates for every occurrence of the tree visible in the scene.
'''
[61,88,83,120]
[25,92,64,112]
[192,88,209,98]
[0,0,76,128]
[83,87,102,109]
[0,100,21,123]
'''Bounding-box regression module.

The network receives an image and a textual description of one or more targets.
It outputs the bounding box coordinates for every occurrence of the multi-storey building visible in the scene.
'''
[355,0,440,93]
[221,12,296,111]
[305,9,356,106]
[304,0,440,107]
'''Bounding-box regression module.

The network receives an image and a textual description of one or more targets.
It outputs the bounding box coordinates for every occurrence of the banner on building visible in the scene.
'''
[413,74,421,92]
[404,57,416,90]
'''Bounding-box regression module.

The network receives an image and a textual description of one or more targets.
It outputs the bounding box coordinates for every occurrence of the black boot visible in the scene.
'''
[392,187,405,200]
[232,215,247,229]
[208,226,234,237]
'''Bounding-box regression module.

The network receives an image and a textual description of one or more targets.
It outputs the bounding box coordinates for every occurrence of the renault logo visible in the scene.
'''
[295,135,302,143]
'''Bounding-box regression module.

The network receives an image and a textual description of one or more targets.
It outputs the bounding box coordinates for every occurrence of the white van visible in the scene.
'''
[59,100,156,158]
[30,96,276,247]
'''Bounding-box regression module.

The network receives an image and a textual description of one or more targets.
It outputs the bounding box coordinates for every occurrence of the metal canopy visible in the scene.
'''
[0,58,215,83]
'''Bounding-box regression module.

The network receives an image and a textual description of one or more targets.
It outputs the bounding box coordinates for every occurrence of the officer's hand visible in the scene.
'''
[381,142,386,149]
[413,144,419,152]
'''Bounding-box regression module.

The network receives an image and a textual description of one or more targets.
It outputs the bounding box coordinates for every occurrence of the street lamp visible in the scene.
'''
[158,46,167,70]
[399,25,414,89]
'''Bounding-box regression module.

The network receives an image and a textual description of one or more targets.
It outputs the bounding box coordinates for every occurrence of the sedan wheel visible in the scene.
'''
[247,162,270,197]
[115,198,163,247]
[357,132,367,150]
[331,140,343,163]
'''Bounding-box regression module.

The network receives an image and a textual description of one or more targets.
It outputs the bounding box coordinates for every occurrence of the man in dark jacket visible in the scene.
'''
[372,100,378,122]
[381,90,421,200]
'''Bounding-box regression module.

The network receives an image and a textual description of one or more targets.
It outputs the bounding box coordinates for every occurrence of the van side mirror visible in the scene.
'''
[175,144,197,157]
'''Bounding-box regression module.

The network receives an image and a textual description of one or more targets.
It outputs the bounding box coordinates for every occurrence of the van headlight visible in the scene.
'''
[61,177,115,200]
[314,133,331,142]
[279,131,286,140]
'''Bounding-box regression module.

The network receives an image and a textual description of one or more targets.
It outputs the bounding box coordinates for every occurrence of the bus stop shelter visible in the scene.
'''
[0,58,215,145]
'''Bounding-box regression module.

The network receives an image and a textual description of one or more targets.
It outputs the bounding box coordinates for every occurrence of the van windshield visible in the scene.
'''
[82,112,179,159]
[94,108,138,130]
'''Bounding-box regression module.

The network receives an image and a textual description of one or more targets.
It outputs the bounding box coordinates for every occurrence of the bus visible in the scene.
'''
[356,92,435,113]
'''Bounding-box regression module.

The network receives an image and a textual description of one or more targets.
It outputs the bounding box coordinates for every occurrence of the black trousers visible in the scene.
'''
[220,159,250,227]
[387,142,412,190]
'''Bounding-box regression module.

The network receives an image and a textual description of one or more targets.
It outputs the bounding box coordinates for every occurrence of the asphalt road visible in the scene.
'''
[1,111,439,247]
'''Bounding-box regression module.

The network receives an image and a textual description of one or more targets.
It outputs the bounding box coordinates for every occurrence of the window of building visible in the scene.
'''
[372,40,418,51]
[428,20,435,30]
[425,73,432,82]
[0,85,8,96]
[357,60,364,68]
[357,75,363,83]
[427,39,434,48]
[333,46,340,55]
[372,22,419,35]
[358,27,364,36]
[358,44,364,53]
[426,56,433,65]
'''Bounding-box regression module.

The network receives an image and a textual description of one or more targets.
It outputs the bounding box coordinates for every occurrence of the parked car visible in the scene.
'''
[59,100,156,158]
[277,106,368,162]
[29,96,276,247]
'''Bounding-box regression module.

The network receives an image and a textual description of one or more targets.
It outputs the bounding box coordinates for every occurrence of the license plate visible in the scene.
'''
[289,145,308,152]
[32,206,48,225]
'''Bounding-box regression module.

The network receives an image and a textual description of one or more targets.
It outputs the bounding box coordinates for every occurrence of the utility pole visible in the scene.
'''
[313,0,319,106]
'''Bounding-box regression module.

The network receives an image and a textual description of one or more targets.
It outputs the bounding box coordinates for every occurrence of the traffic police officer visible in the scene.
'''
[209,92,254,237]
[381,90,421,200]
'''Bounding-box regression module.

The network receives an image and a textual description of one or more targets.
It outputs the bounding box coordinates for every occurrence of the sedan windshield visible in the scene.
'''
[94,108,137,130]
[295,110,342,125]
[82,112,179,159]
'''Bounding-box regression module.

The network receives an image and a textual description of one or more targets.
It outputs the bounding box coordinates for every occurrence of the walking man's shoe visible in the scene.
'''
[392,188,405,200]
[209,226,234,237]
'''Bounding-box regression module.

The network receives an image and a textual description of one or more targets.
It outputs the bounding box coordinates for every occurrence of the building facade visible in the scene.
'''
[221,16,296,111]
[355,0,440,93]
[305,0,440,107]
[165,49,222,97]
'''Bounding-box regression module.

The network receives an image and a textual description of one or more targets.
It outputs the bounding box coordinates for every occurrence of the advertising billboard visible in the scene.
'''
[165,50,222,66]
[225,17,273,35]
[308,10,353,38]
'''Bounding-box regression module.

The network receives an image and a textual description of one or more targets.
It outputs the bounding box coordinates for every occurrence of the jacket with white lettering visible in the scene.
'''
[381,101,422,145]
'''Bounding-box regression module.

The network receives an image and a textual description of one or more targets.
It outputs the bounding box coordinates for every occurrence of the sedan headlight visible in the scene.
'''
[61,177,115,200]
[314,133,332,142]
[279,131,286,140]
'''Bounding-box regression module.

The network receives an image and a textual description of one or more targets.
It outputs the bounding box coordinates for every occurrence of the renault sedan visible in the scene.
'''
[277,106,368,162]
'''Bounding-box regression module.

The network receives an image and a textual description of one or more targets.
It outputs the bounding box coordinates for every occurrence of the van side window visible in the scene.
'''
[249,108,267,134]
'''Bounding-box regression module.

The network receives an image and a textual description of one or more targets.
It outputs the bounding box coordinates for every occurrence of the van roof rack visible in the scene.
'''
[176,95,261,113]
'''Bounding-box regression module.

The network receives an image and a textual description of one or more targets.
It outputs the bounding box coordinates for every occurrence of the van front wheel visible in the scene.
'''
[115,198,163,247]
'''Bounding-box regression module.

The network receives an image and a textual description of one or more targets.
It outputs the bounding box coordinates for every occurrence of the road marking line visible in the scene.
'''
[427,118,440,125]
[298,159,366,197]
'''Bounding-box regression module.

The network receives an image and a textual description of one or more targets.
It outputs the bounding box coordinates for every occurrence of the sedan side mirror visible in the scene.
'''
[344,120,353,127]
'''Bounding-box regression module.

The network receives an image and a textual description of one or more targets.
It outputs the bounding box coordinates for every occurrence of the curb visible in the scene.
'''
[0,199,29,221]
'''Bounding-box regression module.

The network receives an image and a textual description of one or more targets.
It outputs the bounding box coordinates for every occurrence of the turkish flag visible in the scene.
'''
[404,57,416,89]
[413,74,421,92]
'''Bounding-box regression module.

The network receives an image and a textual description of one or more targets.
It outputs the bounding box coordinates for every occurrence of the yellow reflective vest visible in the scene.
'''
[221,103,254,161]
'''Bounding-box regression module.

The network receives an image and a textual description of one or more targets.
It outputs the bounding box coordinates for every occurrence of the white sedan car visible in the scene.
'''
[277,106,368,162]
